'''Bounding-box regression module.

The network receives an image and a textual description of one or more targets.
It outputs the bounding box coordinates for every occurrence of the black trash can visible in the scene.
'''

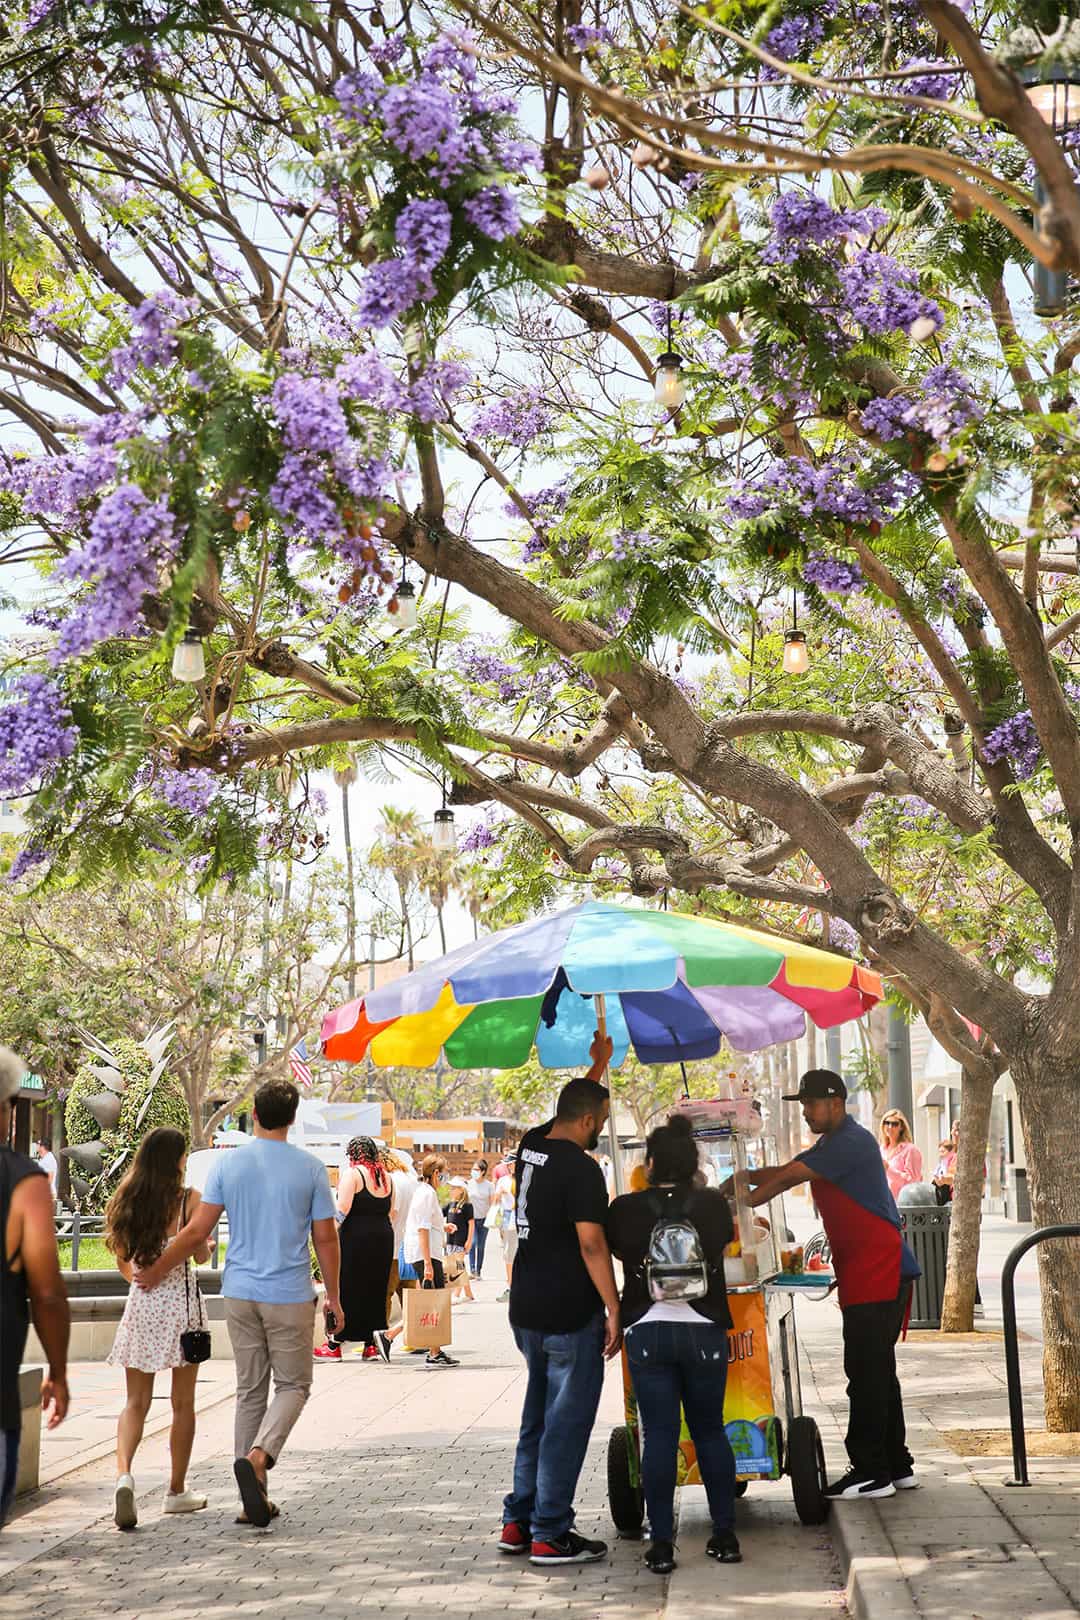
[900,1206,950,1329]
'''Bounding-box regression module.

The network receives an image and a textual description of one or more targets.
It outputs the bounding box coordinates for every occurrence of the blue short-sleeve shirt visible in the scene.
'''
[203,1138,335,1304]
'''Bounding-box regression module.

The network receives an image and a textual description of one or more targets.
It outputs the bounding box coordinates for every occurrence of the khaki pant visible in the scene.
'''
[225,1297,316,1466]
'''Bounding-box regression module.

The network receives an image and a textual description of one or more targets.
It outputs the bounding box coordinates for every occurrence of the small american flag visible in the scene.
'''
[289,1038,314,1090]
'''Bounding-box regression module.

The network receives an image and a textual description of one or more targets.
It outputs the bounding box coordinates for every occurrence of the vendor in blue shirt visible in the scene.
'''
[735,1070,920,1502]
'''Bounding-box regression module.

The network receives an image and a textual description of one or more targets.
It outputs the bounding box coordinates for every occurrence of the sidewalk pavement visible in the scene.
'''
[3,1277,845,1620]
[3,1220,1077,1620]
[792,1209,1080,1619]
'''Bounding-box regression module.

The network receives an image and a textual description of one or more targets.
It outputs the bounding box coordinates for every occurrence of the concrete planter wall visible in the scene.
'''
[15,1366,42,1497]
[24,1275,324,1362]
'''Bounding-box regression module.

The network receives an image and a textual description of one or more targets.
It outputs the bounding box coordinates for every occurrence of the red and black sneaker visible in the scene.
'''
[530,1531,608,1566]
[313,1341,341,1361]
[498,1521,530,1555]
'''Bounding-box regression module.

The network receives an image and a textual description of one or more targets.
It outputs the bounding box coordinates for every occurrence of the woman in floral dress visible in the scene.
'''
[105,1127,213,1529]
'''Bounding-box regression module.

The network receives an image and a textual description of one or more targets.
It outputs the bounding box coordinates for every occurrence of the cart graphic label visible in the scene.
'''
[676,1291,780,1484]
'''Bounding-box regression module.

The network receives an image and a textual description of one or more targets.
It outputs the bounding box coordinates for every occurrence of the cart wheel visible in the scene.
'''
[734,1479,749,1497]
[787,1416,829,1525]
[607,1425,644,1538]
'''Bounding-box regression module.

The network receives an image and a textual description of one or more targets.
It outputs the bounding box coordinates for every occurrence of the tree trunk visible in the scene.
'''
[1011,1049,1080,1430]
[940,1063,994,1333]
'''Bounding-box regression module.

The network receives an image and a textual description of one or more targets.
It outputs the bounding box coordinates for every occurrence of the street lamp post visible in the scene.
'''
[1020,63,1080,318]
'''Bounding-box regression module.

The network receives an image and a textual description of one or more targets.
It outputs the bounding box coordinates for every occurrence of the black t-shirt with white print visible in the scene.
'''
[509,1121,609,1333]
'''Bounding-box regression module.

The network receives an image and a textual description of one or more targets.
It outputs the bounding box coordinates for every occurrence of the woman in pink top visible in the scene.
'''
[879,1111,923,1199]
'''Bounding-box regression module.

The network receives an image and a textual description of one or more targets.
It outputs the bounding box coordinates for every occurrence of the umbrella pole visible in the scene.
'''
[595,994,625,1197]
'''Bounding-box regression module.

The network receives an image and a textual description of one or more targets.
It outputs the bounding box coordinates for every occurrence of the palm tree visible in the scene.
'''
[368,805,426,969]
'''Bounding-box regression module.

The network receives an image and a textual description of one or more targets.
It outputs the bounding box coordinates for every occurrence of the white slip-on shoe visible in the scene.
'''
[114,1474,137,1530]
[163,1490,208,1513]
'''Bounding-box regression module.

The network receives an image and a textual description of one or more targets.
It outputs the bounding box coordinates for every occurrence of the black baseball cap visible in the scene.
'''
[782,1069,847,1102]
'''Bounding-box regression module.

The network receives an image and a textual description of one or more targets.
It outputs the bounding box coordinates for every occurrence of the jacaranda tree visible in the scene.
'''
[0,0,1079,1420]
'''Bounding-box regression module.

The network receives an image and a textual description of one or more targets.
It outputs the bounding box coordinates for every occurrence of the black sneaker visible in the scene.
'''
[424,1350,460,1367]
[374,1331,392,1363]
[891,1469,917,1490]
[824,1470,896,1500]
[530,1530,608,1565]
[645,1538,676,1574]
[705,1530,742,1563]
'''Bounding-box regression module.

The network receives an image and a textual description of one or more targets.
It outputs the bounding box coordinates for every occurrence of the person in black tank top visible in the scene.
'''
[0,1046,69,1526]
[314,1136,394,1362]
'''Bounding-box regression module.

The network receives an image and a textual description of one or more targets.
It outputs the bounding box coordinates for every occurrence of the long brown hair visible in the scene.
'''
[105,1127,188,1267]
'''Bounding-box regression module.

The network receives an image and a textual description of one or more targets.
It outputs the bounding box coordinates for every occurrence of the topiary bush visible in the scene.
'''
[65,1034,190,1209]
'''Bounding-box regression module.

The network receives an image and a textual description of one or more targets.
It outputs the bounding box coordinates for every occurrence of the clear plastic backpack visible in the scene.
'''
[644,1191,709,1303]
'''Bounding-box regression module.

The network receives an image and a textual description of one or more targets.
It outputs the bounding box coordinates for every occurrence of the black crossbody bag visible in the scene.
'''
[179,1192,211,1364]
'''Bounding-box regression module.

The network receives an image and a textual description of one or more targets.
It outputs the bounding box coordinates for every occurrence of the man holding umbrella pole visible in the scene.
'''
[499,1030,623,1567]
[733,1069,921,1502]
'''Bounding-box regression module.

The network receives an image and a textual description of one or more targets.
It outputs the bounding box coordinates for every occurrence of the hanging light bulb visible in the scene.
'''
[432,807,456,851]
[395,580,417,628]
[654,307,685,410]
[654,352,685,410]
[782,630,809,675]
[171,629,206,683]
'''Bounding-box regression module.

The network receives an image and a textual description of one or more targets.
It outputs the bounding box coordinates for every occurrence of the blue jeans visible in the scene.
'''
[504,1314,605,1542]
[0,1428,19,1529]
[469,1223,489,1277]
[625,1318,735,1541]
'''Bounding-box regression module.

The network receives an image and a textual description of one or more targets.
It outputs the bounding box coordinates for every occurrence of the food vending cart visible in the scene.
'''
[606,1095,833,1532]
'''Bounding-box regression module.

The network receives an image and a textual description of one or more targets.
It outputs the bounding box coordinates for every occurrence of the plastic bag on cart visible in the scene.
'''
[644,1192,709,1303]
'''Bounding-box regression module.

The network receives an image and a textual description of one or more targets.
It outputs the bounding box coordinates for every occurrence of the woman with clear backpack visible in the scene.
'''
[607,1114,739,1576]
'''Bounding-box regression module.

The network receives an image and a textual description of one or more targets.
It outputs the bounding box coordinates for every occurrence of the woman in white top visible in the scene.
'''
[467,1160,494,1279]
[105,1127,213,1529]
[390,1153,457,1368]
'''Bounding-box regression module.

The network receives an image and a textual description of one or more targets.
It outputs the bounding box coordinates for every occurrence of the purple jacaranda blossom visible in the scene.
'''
[395,198,453,268]
[458,647,525,701]
[802,553,865,593]
[369,35,407,65]
[0,674,76,793]
[55,484,179,658]
[472,390,553,445]
[269,452,342,538]
[7,842,50,882]
[565,24,612,49]
[764,13,824,64]
[271,374,350,454]
[356,258,434,328]
[154,765,219,816]
[107,291,197,387]
[901,59,961,99]
[463,187,521,241]
[839,251,943,337]
[726,456,916,525]
[982,710,1042,779]
[764,194,886,264]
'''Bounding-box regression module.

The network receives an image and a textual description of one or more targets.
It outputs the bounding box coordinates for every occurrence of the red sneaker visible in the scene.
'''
[498,1521,530,1555]
[362,1345,379,1361]
[313,1341,341,1360]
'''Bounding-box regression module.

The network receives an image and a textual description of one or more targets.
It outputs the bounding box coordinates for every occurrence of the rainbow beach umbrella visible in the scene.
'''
[321,901,882,1072]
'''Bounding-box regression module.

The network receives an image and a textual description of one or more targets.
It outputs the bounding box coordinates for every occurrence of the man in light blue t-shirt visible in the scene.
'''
[136,1080,340,1527]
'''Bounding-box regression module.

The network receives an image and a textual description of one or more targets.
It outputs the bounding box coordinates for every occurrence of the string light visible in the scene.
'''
[171,629,206,683]
[654,307,686,410]
[782,589,809,675]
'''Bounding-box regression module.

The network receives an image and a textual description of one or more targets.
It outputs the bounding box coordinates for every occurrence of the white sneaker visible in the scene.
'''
[163,1490,208,1513]
[115,1474,137,1530]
